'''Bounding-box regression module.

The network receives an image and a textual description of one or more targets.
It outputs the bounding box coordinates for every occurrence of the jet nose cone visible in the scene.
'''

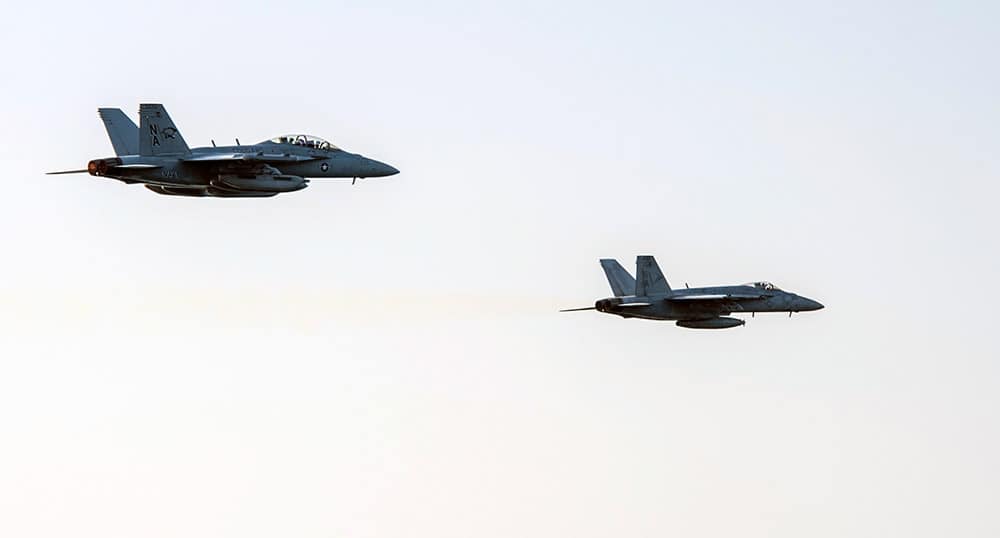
[801,297,824,311]
[363,158,399,177]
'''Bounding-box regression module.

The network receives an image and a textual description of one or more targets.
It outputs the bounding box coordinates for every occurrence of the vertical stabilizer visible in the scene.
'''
[599,259,636,297]
[138,104,189,156]
[635,255,671,296]
[98,108,139,156]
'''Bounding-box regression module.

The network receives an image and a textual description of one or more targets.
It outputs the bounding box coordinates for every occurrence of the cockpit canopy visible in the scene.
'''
[747,281,781,291]
[265,134,339,151]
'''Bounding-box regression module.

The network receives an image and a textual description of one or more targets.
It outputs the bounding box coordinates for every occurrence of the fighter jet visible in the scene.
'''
[562,255,823,329]
[47,104,399,197]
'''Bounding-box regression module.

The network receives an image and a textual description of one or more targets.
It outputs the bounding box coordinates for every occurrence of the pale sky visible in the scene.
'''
[1,1,998,537]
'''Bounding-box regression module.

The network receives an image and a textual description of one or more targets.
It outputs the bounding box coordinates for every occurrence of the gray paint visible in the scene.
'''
[49,104,399,197]
[564,255,823,329]
[599,259,636,297]
[97,108,139,156]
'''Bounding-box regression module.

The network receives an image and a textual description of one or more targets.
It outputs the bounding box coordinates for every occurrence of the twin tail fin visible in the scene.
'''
[599,259,636,297]
[98,108,139,156]
[635,255,670,296]
[138,104,189,156]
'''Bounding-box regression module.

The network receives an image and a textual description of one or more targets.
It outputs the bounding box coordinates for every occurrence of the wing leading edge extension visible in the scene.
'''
[666,293,765,302]
[182,153,321,163]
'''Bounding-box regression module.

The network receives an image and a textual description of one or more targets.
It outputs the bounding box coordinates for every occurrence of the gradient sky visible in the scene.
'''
[1,1,998,537]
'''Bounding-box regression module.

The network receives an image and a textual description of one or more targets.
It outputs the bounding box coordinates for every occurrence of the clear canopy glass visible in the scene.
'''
[747,281,781,291]
[265,134,339,150]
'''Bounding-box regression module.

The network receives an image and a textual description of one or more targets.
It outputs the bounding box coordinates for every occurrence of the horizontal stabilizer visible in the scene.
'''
[617,302,652,307]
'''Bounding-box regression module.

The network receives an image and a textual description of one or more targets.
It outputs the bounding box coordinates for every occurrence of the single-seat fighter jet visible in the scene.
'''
[47,104,399,197]
[562,255,823,329]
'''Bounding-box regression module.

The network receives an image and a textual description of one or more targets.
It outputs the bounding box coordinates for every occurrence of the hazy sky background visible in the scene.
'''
[1,1,998,537]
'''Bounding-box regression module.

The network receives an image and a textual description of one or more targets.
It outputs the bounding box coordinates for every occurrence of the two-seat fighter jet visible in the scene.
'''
[47,104,399,197]
[562,255,823,329]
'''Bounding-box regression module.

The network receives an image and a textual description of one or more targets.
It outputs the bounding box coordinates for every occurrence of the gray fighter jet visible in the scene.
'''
[562,255,823,329]
[47,104,399,197]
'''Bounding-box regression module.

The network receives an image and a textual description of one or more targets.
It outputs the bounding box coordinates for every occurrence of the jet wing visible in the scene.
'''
[182,153,320,163]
